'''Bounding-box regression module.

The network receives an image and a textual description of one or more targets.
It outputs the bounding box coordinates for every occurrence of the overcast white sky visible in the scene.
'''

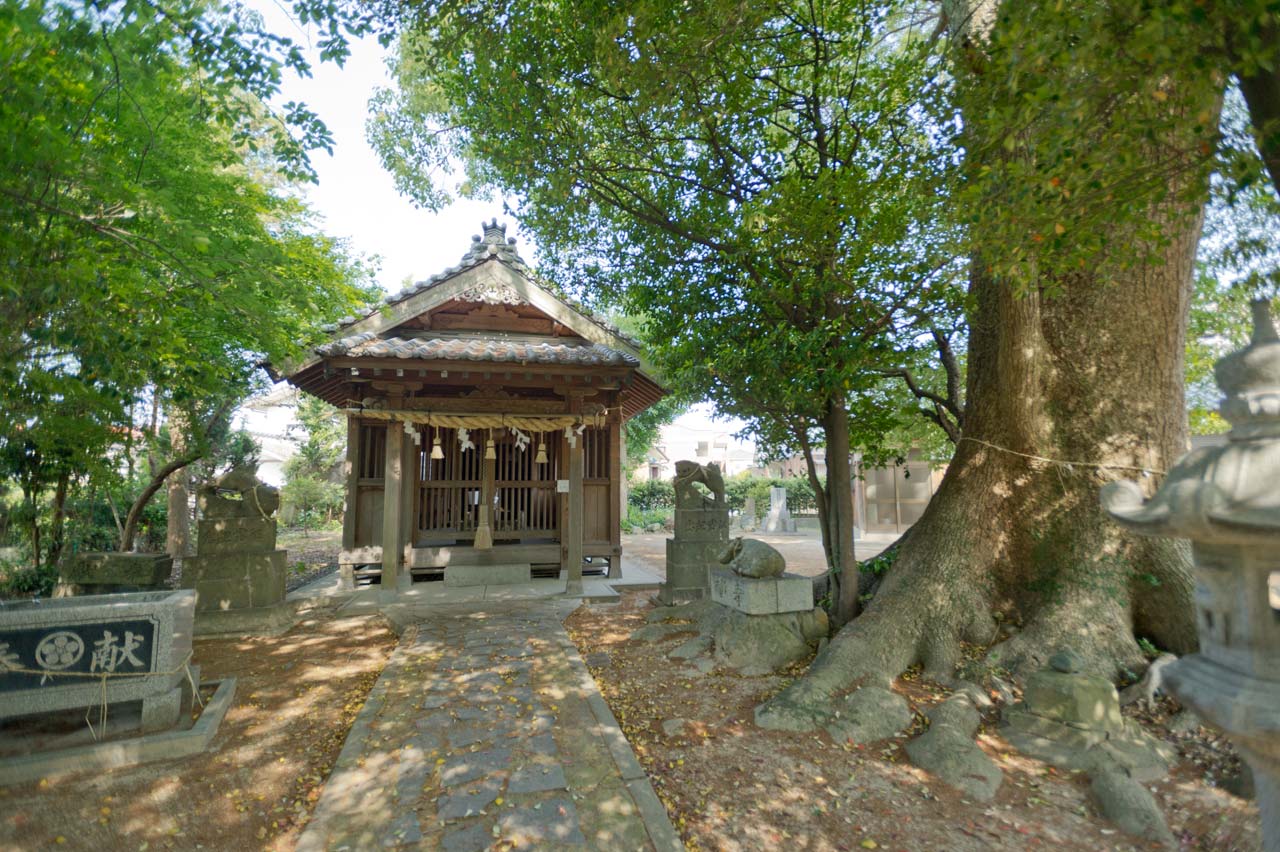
[240,2,743,442]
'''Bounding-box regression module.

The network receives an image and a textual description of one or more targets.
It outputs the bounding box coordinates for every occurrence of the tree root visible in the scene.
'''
[756,562,993,730]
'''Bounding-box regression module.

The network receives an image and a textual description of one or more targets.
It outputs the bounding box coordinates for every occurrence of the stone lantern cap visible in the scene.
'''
[1102,300,1280,545]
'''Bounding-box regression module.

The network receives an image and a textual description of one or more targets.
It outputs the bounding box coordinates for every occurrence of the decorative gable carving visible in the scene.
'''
[457,281,526,306]
[466,384,515,399]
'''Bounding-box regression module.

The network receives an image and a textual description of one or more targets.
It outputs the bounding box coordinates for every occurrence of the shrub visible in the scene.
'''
[628,479,674,512]
[0,558,58,599]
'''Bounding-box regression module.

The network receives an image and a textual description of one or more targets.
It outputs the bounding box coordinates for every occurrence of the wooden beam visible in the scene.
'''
[401,432,417,561]
[327,356,632,382]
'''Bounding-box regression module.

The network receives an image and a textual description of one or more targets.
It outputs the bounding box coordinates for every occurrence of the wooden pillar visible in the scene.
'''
[381,424,406,593]
[478,429,497,549]
[608,407,624,579]
[342,416,360,552]
[400,429,417,557]
[566,438,585,595]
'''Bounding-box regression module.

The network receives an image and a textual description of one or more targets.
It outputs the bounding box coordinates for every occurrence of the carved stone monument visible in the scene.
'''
[1103,300,1280,851]
[762,486,796,533]
[182,466,292,636]
[657,461,730,604]
[0,589,196,734]
[711,537,813,615]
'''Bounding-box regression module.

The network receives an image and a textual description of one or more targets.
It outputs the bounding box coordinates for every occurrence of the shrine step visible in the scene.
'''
[443,563,532,588]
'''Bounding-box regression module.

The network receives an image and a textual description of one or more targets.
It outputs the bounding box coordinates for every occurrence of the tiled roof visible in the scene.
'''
[317,332,639,367]
[319,219,641,348]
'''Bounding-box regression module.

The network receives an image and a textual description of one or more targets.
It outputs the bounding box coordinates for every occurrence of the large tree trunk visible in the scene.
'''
[756,0,1217,733]
[758,213,1203,728]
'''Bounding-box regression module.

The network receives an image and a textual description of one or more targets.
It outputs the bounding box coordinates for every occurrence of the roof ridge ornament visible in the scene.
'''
[462,218,526,267]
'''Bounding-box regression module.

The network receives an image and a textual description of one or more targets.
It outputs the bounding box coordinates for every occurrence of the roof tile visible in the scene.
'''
[317,333,638,368]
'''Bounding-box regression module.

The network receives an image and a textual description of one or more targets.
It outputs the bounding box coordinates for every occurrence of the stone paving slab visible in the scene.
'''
[296,598,683,851]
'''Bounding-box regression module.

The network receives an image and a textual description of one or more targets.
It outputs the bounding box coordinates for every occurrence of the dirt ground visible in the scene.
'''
[277,527,343,592]
[0,607,397,852]
[565,592,1261,852]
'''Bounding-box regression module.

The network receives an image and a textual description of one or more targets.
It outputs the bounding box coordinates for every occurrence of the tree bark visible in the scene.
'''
[165,409,192,559]
[47,468,70,567]
[759,213,1204,727]
[120,453,200,553]
[1230,17,1280,195]
[823,400,860,627]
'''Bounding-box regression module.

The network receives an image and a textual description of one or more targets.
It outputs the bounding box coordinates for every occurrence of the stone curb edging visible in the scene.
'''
[294,624,419,852]
[553,605,685,851]
[0,678,237,788]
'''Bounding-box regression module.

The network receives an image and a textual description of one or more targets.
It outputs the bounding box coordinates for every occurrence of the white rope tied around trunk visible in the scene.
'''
[958,436,1165,477]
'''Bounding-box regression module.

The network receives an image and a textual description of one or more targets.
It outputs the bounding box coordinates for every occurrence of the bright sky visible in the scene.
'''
[239,3,746,442]
[244,1,528,294]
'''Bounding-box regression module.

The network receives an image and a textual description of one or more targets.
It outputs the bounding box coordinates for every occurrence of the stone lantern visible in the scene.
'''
[1102,299,1280,851]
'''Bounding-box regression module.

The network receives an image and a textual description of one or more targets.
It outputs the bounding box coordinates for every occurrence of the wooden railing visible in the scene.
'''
[494,484,558,537]
[415,428,561,541]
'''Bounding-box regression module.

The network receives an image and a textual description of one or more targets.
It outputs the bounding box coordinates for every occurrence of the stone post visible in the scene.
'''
[657,461,729,604]
[763,486,793,533]
[183,466,291,636]
[1103,300,1280,851]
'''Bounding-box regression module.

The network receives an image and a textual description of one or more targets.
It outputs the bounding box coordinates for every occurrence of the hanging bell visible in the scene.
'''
[430,428,444,460]
[535,441,548,465]
[485,437,497,461]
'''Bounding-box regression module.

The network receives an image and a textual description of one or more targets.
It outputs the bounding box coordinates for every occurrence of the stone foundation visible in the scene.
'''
[657,508,729,605]
[444,563,532,588]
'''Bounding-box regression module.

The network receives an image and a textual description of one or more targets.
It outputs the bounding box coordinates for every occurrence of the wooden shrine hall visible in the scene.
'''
[282,220,665,591]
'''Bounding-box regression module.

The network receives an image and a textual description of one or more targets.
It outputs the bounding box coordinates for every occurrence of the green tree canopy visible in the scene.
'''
[0,0,377,561]
[369,0,966,620]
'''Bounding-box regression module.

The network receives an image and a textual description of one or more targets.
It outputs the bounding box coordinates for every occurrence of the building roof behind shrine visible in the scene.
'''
[279,220,666,419]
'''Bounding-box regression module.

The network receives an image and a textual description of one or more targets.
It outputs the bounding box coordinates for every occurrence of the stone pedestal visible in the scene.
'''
[183,517,291,636]
[55,552,173,597]
[710,569,813,615]
[657,508,729,604]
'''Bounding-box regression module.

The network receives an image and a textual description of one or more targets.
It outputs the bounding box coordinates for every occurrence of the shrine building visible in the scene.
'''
[281,221,665,590]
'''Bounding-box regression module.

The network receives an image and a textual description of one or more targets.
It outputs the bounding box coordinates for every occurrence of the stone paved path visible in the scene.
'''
[296,599,682,851]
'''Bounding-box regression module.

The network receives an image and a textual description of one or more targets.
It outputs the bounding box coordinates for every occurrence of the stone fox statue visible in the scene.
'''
[719,537,787,579]
[673,460,726,510]
[198,464,280,519]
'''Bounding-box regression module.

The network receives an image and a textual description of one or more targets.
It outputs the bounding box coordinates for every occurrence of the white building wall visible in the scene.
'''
[632,404,756,481]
